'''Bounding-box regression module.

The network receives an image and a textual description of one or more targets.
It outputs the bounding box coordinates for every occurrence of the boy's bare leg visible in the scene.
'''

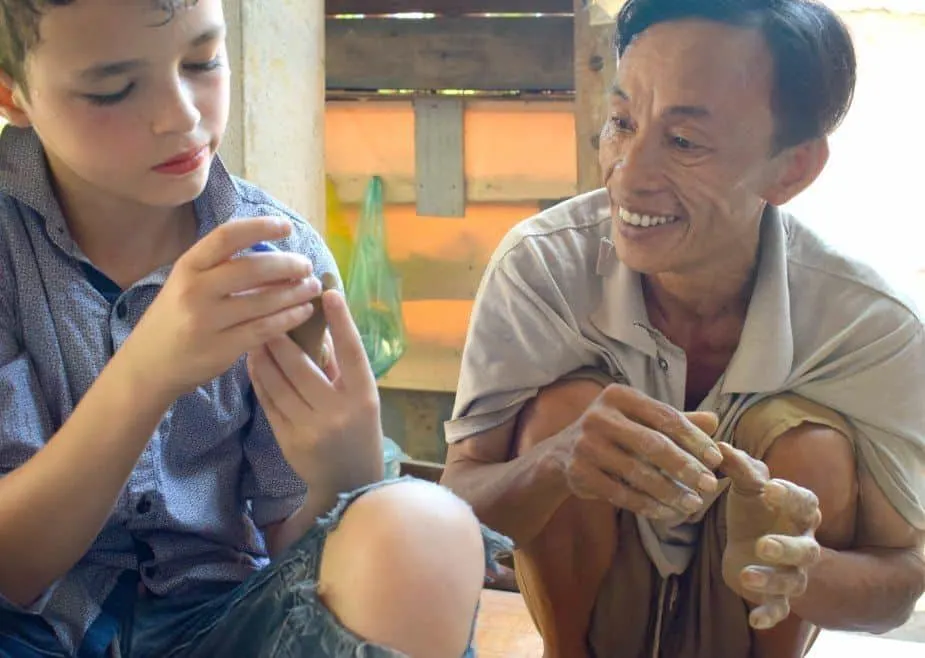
[318,479,487,658]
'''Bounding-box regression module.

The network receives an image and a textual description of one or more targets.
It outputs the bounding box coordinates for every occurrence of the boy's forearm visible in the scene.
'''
[0,352,172,606]
[790,545,925,633]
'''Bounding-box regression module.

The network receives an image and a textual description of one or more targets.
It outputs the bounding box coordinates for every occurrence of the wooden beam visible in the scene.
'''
[326,16,574,91]
[327,0,573,15]
[574,0,616,192]
[414,97,466,217]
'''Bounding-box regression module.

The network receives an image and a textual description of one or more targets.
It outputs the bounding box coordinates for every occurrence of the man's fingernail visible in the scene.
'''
[761,539,784,560]
[698,473,718,493]
[704,446,723,467]
[681,493,704,513]
[752,614,773,630]
[744,569,768,587]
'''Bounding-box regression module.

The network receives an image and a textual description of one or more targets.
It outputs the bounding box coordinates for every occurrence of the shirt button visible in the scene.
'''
[116,302,128,320]
[657,356,670,372]
[136,495,152,515]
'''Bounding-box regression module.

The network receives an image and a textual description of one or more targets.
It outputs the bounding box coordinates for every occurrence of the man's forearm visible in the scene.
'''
[442,437,571,547]
[791,545,925,633]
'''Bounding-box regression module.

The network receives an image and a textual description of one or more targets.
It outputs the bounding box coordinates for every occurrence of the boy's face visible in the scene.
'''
[2,0,229,210]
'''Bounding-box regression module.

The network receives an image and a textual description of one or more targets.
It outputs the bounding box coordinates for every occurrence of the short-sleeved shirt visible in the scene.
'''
[0,126,339,654]
[447,188,925,575]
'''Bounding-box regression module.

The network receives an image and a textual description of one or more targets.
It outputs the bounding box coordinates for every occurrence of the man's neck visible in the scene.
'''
[643,237,760,328]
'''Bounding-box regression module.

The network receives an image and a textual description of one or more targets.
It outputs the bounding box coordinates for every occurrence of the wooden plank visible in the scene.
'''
[574,0,617,192]
[325,100,578,204]
[327,0,572,15]
[414,97,465,217]
[326,16,574,91]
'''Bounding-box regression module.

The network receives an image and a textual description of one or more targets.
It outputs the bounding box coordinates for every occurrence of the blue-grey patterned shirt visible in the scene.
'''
[0,126,338,655]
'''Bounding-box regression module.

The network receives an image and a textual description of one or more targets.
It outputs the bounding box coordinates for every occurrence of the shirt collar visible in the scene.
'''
[0,125,242,247]
[590,205,794,393]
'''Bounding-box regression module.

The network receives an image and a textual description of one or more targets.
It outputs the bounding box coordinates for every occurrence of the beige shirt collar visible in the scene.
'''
[590,205,794,394]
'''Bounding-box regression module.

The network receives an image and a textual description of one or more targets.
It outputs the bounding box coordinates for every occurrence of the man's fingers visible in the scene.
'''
[740,565,808,597]
[605,386,722,468]
[567,460,675,519]
[756,534,821,568]
[718,442,768,495]
[183,216,293,272]
[749,595,790,630]
[321,290,375,391]
[684,411,720,437]
[762,480,822,531]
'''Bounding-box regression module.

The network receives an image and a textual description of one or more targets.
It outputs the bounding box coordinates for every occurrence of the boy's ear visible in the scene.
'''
[0,71,32,128]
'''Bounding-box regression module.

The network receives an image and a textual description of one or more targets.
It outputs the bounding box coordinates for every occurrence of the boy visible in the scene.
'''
[0,1,509,656]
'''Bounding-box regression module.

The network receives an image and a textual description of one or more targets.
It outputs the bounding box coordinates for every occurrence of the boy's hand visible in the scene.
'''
[247,289,385,497]
[122,216,321,400]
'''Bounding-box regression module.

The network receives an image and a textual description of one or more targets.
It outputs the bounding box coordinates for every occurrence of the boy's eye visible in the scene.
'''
[185,56,224,72]
[84,83,135,106]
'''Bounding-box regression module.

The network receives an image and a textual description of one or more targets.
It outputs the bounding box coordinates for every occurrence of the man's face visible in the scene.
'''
[6,0,229,210]
[600,19,785,276]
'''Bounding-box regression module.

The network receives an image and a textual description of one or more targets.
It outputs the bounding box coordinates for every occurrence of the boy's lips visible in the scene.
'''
[154,145,209,174]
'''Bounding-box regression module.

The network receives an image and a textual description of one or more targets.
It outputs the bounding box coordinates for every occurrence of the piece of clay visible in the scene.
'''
[288,271,338,365]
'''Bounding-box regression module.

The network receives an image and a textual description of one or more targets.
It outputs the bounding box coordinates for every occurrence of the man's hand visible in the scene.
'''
[122,216,320,400]
[719,442,823,630]
[247,289,385,499]
[555,385,722,520]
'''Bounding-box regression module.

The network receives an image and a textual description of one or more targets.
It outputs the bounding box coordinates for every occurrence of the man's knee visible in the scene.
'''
[515,378,604,456]
[318,479,485,657]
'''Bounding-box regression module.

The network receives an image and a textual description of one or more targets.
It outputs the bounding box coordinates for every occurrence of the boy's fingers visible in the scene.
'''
[184,217,292,272]
[322,290,374,390]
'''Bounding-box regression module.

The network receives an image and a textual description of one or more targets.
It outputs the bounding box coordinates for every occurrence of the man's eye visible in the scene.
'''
[672,135,699,150]
[84,83,135,106]
[611,116,633,131]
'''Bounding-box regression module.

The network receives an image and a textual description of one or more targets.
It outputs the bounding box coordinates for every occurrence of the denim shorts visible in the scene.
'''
[0,478,513,658]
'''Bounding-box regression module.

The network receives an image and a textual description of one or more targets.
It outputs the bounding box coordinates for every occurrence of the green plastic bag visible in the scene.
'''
[345,176,407,380]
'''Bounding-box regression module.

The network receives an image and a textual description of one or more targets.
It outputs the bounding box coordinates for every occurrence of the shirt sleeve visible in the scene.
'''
[794,310,925,531]
[0,257,61,614]
[241,212,340,528]
[445,245,596,444]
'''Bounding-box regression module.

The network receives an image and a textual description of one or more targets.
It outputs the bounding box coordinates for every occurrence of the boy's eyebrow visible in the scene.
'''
[77,24,226,82]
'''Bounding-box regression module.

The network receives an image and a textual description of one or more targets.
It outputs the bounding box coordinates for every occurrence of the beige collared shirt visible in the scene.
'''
[447,189,925,575]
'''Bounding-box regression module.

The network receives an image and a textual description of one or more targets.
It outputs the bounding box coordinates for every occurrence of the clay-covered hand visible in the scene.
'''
[719,442,823,630]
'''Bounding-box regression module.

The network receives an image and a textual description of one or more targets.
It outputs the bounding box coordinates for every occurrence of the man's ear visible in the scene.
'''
[762,138,829,207]
[0,71,31,128]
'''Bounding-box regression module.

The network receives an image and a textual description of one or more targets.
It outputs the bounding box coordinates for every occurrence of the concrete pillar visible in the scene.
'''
[221,1,326,232]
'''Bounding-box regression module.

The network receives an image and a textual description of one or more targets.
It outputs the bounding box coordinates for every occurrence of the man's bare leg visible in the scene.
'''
[749,423,858,658]
[511,379,615,658]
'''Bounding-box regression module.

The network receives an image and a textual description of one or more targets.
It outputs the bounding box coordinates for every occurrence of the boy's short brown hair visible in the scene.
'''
[1,0,197,87]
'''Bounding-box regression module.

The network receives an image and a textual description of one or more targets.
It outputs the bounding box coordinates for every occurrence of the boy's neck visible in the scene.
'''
[48,157,199,288]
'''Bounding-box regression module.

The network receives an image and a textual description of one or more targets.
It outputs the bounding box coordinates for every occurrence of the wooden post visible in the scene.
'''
[221,1,327,232]
[573,0,618,193]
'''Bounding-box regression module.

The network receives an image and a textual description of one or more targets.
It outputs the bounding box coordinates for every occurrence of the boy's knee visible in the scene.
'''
[516,378,604,456]
[318,480,485,657]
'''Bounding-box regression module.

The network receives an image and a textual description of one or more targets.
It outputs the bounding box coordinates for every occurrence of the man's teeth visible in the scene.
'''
[618,207,679,227]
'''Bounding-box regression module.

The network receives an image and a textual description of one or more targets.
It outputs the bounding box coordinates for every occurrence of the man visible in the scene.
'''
[440,0,925,656]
